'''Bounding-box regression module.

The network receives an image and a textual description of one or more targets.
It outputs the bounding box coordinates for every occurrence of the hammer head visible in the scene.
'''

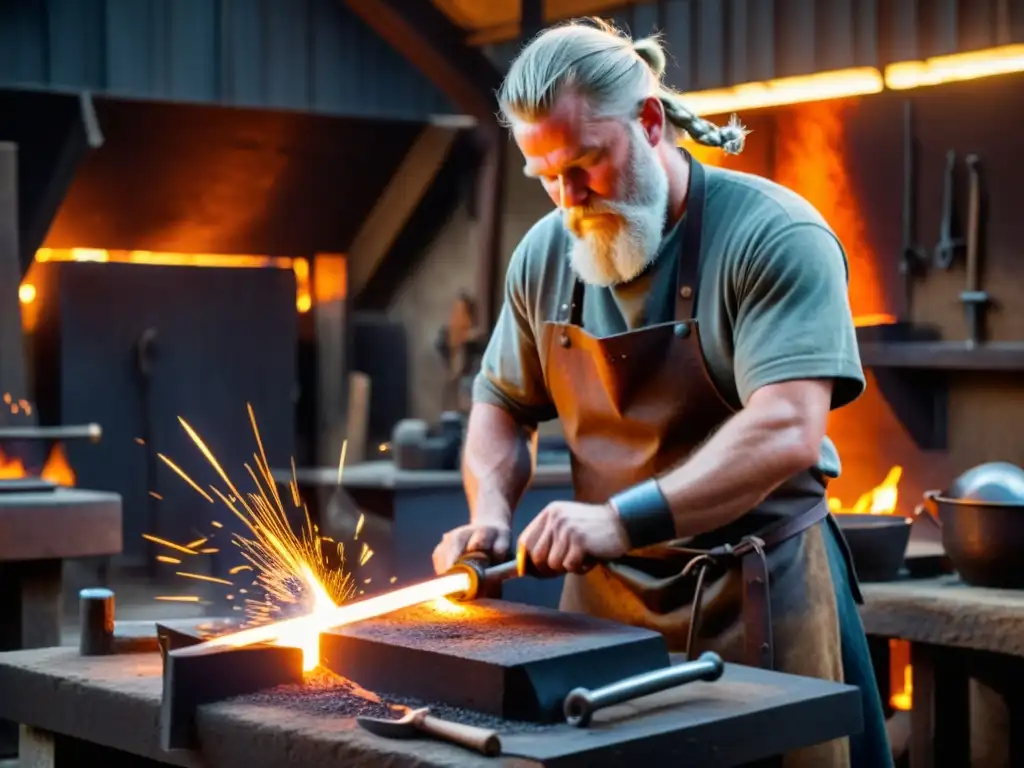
[356,707,427,739]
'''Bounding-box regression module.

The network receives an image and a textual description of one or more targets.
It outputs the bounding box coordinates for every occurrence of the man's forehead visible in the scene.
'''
[515,101,615,174]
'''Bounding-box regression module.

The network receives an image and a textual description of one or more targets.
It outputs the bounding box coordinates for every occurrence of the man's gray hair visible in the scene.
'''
[498,18,747,154]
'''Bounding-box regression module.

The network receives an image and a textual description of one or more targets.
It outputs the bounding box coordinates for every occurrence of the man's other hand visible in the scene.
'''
[518,501,629,574]
[432,522,512,575]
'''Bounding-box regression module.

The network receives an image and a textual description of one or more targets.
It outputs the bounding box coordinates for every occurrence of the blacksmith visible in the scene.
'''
[433,19,891,767]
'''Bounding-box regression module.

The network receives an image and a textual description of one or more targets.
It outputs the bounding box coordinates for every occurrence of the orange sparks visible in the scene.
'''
[156,556,182,565]
[176,572,234,586]
[149,491,164,500]
[142,533,198,556]
[289,460,301,507]
[148,408,359,671]
[336,439,348,485]
[354,513,365,541]
[157,453,215,503]
[358,543,373,566]
[211,521,223,529]
[155,596,202,602]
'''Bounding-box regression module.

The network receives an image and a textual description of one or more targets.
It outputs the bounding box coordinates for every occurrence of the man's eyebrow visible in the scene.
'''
[523,148,604,178]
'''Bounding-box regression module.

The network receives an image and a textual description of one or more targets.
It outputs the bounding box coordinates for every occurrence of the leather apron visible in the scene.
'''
[540,157,852,767]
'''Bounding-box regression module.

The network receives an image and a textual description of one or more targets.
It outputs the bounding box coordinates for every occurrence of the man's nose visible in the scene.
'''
[558,175,588,208]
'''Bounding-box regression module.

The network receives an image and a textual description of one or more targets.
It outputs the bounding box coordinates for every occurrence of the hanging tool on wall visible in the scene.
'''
[136,327,160,575]
[933,150,965,270]
[959,155,990,348]
[899,101,927,320]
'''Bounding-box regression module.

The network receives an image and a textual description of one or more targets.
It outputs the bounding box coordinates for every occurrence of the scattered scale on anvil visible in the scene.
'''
[60,549,863,767]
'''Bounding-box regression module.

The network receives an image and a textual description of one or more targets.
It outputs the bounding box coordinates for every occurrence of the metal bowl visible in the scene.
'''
[947,462,1024,504]
[835,514,912,582]
[924,492,1024,588]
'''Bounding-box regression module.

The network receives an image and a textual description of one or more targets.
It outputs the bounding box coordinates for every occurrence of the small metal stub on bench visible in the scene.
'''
[78,587,163,656]
[79,587,116,656]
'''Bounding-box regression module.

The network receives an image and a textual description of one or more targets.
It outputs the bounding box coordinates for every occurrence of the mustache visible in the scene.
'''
[565,199,621,218]
[564,201,624,231]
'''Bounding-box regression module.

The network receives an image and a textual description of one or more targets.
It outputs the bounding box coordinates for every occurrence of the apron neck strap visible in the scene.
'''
[566,152,709,327]
[675,154,706,321]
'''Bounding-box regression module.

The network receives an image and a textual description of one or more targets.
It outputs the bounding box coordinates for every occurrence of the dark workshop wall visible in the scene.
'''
[30,261,298,576]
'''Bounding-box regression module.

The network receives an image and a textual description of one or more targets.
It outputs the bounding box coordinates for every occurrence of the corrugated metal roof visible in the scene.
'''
[483,0,1024,92]
[0,0,457,120]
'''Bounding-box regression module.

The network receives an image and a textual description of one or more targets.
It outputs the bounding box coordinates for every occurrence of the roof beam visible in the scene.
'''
[340,0,505,124]
[349,125,459,299]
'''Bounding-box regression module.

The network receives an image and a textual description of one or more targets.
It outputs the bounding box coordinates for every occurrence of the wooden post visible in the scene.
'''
[18,726,55,768]
[473,127,507,333]
[313,254,349,469]
[0,142,27,427]
[520,0,544,40]
[348,126,458,299]
[909,642,970,768]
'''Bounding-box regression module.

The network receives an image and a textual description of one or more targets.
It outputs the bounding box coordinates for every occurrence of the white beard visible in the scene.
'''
[564,127,670,287]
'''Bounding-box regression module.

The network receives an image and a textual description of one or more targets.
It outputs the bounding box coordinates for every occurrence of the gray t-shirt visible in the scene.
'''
[473,163,865,479]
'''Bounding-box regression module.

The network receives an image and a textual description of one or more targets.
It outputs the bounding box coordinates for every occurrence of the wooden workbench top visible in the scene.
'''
[0,647,860,767]
[860,576,1024,657]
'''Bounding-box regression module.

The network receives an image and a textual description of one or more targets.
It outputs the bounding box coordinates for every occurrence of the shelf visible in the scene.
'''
[851,324,1015,452]
[858,341,1024,372]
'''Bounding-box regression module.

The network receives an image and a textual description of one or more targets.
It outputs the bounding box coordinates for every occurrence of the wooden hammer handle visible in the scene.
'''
[965,154,981,292]
[417,713,501,756]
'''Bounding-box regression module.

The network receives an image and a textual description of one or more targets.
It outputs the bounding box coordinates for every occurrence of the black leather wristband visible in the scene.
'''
[608,479,676,549]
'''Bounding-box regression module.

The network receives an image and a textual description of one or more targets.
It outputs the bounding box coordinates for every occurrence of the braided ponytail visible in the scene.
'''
[499,19,748,155]
[633,35,748,155]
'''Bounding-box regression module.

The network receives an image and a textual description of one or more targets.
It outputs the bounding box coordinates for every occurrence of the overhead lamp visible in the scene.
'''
[681,67,885,117]
[885,43,1024,90]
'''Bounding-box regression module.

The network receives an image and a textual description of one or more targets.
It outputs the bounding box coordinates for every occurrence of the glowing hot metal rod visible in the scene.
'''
[172,548,550,661]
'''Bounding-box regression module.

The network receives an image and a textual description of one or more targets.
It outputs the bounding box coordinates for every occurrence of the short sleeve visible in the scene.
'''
[472,246,557,425]
[732,222,865,409]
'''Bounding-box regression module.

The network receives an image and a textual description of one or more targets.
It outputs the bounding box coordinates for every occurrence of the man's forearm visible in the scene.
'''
[654,398,820,539]
[462,403,535,526]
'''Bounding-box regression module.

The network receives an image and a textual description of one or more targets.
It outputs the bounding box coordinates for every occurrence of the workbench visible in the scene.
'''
[0,486,122,755]
[860,576,1024,768]
[0,647,863,767]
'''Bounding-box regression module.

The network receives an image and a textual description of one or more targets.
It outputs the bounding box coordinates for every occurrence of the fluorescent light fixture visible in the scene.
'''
[885,44,1024,90]
[681,67,885,117]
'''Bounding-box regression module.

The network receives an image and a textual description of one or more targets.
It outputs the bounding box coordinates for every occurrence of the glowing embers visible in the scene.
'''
[0,393,76,486]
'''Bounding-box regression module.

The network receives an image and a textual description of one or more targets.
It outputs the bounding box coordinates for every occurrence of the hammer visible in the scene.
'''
[357,707,501,756]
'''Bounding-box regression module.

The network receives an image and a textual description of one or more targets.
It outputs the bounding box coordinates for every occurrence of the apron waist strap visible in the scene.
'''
[688,497,830,670]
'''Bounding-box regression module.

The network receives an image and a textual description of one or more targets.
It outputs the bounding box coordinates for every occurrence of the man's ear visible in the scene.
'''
[637,96,665,146]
